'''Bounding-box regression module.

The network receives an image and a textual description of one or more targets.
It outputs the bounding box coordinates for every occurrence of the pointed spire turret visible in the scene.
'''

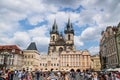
[67,18,71,29]
[67,18,73,31]
[64,18,74,34]
[52,19,57,29]
[50,19,59,34]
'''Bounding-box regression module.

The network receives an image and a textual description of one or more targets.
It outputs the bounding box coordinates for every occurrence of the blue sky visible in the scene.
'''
[0,0,120,55]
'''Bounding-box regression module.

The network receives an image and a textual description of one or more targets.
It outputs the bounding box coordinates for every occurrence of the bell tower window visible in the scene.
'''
[53,36,55,41]
[68,34,70,40]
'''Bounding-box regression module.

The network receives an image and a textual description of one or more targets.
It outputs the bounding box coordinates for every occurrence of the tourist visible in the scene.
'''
[18,70,22,80]
[75,69,82,80]
[35,69,40,80]
[91,72,98,80]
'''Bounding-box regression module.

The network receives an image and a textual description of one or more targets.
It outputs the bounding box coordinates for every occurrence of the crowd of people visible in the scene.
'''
[0,68,120,80]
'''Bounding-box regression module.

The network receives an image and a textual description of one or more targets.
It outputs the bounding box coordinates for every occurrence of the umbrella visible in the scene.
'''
[113,68,120,72]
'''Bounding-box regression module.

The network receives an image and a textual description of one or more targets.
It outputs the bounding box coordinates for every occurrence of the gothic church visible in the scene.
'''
[48,19,75,55]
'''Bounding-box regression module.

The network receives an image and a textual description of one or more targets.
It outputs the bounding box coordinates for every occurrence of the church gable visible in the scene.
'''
[55,38,65,46]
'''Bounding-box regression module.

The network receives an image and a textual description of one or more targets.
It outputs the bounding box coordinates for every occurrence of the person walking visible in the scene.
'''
[8,70,14,80]
[35,69,40,80]
[68,69,76,80]
[75,69,82,80]
[91,72,99,80]
[18,70,22,80]
[31,71,35,80]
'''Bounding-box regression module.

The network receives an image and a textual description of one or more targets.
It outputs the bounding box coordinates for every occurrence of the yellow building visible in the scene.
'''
[91,54,101,71]
[23,42,40,71]
[39,54,60,71]
[60,50,91,72]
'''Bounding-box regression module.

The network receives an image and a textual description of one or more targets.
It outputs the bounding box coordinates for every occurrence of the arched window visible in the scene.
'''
[53,36,55,41]
[59,47,63,53]
[68,34,70,40]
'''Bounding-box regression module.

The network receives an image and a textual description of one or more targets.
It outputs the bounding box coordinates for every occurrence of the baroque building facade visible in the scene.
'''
[39,54,60,71]
[100,22,120,69]
[0,45,23,70]
[60,50,91,71]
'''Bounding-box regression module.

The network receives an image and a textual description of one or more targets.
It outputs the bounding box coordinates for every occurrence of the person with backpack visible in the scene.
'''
[68,69,76,80]
[75,69,83,80]
[35,69,40,80]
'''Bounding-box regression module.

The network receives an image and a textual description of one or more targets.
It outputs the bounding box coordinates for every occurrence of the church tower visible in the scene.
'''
[64,18,75,51]
[48,20,59,55]
[48,18,75,55]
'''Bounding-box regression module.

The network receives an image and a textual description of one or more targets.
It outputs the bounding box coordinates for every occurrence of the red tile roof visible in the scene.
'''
[0,45,21,50]
[0,45,22,54]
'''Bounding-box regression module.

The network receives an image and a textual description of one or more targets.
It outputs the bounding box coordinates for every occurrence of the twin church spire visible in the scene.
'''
[50,18,74,34]
[49,18,75,55]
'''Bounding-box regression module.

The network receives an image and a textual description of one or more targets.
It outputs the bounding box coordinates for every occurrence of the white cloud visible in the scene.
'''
[82,0,120,25]
[0,25,50,52]
[88,46,99,55]
[42,0,82,9]
[0,31,31,49]
[0,0,59,32]
[0,0,120,54]
[28,25,48,37]
[28,26,50,52]
[21,26,49,51]
[80,27,101,41]
[28,15,44,25]
[11,32,31,47]
[74,36,84,47]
